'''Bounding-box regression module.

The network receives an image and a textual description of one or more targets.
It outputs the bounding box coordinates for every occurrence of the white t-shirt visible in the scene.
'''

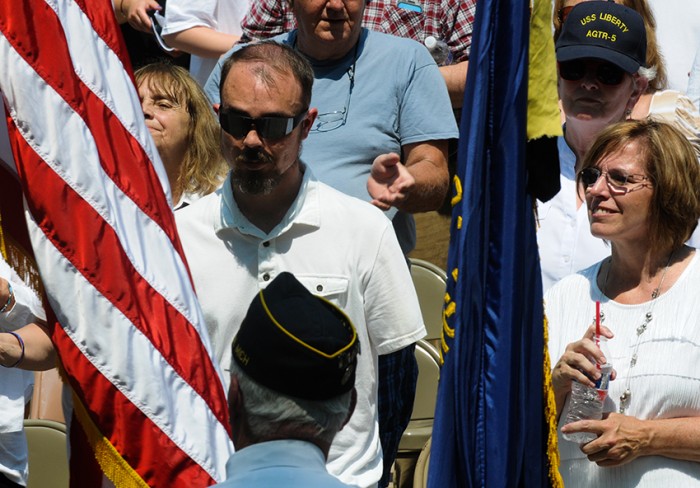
[175,167,426,488]
[162,0,251,86]
[0,257,46,486]
[546,252,700,487]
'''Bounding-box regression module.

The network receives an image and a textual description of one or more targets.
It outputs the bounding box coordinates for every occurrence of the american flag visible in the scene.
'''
[0,0,233,486]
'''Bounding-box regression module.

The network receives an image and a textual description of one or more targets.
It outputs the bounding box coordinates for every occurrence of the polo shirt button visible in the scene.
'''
[263,241,270,247]
[263,273,270,281]
[316,284,323,292]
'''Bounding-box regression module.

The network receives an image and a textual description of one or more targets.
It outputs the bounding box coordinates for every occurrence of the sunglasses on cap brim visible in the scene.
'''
[219,110,308,140]
[558,60,627,85]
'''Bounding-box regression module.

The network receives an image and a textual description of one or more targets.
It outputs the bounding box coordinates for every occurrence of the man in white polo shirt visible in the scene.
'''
[175,41,425,488]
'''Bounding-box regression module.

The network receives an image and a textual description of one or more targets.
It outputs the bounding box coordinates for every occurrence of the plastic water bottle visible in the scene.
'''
[424,36,453,66]
[562,339,613,444]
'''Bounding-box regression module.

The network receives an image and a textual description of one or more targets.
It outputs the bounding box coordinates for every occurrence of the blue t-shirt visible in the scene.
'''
[205,29,458,252]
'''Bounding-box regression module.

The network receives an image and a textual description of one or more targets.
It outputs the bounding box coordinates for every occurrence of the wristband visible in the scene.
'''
[2,331,25,368]
[0,282,13,314]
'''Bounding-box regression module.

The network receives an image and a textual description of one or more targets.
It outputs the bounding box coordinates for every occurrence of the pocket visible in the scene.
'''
[295,274,350,310]
[381,4,424,36]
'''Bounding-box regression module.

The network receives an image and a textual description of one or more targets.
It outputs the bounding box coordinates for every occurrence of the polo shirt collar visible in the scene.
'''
[215,163,322,238]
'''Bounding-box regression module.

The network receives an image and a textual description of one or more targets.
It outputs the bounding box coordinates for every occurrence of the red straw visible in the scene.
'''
[595,300,601,346]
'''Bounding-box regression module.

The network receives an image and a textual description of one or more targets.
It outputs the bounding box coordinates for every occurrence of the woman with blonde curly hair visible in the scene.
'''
[136,63,227,208]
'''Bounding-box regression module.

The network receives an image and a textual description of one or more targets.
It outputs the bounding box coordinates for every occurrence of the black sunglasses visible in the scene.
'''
[559,60,627,85]
[219,110,308,140]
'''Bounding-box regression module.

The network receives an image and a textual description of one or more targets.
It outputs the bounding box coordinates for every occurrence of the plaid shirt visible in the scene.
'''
[241,0,475,63]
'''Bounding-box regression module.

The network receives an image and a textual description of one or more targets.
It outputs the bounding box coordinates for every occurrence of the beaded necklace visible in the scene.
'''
[598,252,674,414]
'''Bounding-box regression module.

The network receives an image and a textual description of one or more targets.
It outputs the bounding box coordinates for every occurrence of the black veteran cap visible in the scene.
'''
[231,272,359,401]
[556,1,646,73]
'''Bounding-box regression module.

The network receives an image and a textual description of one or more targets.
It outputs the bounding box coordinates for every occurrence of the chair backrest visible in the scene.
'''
[411,341,440,420]
[28,368,65,423]
[23,419,69,488]
[398,340,441,452]
[409,258,447,343]
[412,437,432,488]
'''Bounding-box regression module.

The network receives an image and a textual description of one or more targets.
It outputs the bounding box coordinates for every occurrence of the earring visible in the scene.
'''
[625,109,632,119]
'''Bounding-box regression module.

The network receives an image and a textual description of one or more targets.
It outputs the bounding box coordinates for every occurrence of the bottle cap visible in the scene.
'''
[424,36,437,50]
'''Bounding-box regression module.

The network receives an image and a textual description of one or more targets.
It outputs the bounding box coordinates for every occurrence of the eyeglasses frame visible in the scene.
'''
[578,167,653,195]
[311,43,359,133]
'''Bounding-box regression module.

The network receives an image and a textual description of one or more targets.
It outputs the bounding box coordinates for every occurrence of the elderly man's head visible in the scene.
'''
[292,0,365,61]
[556,1,650,125]
[228,272,359,454]
[218,43,318,195]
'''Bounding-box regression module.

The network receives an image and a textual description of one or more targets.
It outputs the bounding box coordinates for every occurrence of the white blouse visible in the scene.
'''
[546,252,700,487]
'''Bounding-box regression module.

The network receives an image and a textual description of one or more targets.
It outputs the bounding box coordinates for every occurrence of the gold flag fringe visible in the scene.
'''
[0,209,46,308]
[72,390,150,488]
[543,312,564,487]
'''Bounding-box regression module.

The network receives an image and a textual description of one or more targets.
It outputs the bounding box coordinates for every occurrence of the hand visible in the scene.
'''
[120,0,161,33]
[563,413,650,467]
[552,324,615,398]
[367,153,415,211]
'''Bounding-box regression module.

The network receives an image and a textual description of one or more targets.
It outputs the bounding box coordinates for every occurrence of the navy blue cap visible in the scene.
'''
[231,272,359,401]
[556,1,646,73]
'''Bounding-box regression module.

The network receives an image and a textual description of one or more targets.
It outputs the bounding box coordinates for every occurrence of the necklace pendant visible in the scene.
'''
[631,354,637,366]
[619,389,631,414]
[636,324,647,335]
[651,289,659,299]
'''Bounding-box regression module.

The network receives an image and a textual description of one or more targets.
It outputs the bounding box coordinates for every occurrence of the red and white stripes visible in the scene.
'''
[0,0,233,485]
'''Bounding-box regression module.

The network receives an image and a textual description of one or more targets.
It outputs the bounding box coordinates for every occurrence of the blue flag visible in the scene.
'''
[427,0,548,486]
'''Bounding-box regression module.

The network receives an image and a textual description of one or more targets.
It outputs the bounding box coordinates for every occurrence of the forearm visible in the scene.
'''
[0,322,55,371]
[163,27,239,58]
[401,141,449,213]
[440,61,468,109]
[643,417,700,462]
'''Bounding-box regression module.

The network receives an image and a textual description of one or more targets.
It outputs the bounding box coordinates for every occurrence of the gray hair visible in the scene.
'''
[638,65,657,84]
[230,361,352,445]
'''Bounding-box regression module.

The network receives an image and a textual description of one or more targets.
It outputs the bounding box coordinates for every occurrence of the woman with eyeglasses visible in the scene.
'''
[135,63,228,209]
[547,118,700,486]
